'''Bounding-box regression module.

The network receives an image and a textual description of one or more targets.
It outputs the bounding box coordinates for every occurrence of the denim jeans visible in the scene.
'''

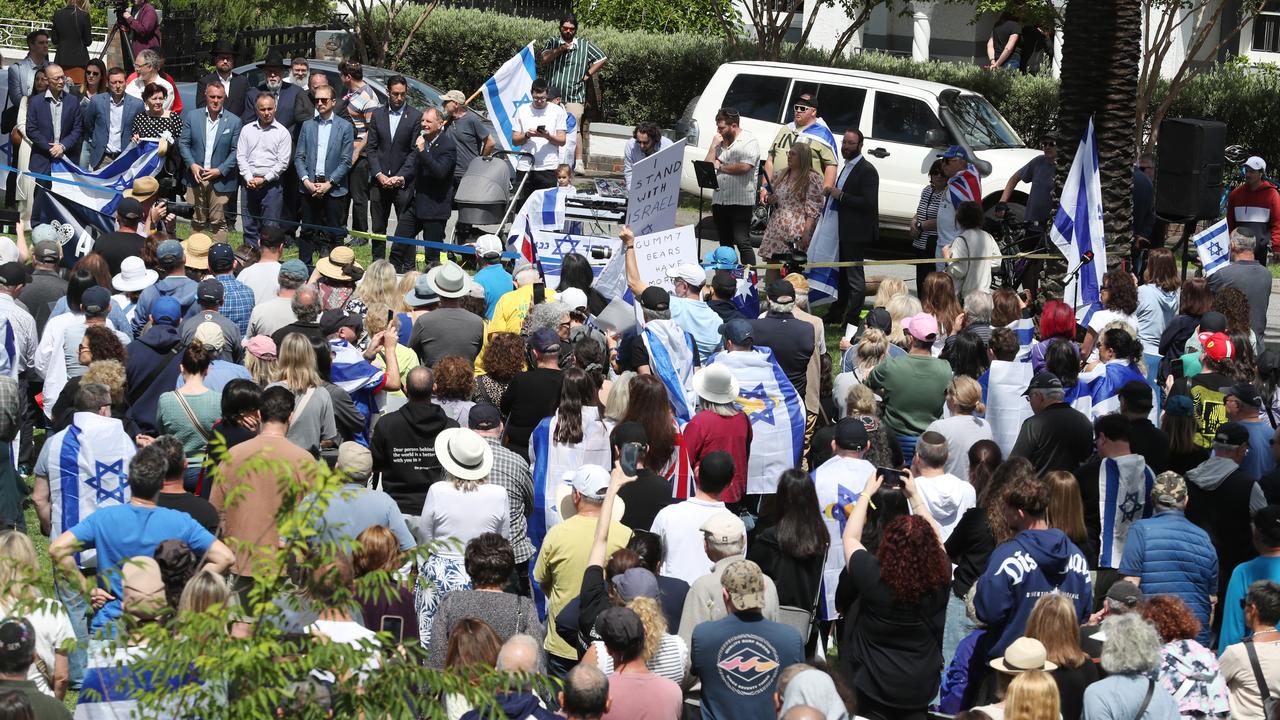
[53,571,90,687]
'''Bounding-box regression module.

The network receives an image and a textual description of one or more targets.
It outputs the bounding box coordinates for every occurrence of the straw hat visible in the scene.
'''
[315,246,362,281]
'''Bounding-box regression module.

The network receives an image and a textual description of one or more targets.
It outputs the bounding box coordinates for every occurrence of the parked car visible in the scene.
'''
[675,61,1041,233]
[175,60,446,115]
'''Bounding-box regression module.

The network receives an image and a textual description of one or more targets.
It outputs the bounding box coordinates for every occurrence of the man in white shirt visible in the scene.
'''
[911,430,976,542]
[650,451,734,585]
[511,78,567,203]
[236,94,293,248]
[124,49,173,112]
[812,418,876,621]
[706,108,760,265]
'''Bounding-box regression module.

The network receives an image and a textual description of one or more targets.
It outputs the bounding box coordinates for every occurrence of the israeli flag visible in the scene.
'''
[642,321,697,423]
[32,186,116,270]
[978,360,1034,457]
[1081,360,1155,421]
[807,183,840,306]
[45,413,134,565]
[813,456,874,620]
[1008,317,1035,361]
[328,338,385,445]
[1050,118,1107,311]
[1194,219,1230,276]
[705,347,804,495]
[1098,455,1155,568]
[789,117,838,154]
[48,141,163,215]
[480,42,538,159]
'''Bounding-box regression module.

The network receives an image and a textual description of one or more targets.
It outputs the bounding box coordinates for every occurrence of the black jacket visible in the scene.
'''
[50,6,92,69]
[1010,403,1095,477]
[196,71,249,119]
[243,83,307,134]
[946,507,996,600]
[835,155,880,253]
[412,130,457,220]
[749,313,815,398]
[366,104,423,180]
[369,401,458,515]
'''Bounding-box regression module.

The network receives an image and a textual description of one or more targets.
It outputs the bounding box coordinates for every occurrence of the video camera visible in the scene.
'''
[94,0,130,20]
[163,200,196,219]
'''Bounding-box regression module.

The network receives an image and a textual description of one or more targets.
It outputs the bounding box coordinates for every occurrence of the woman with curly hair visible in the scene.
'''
[1081,614,1180,717]
[1141,595,1230,718]
[432,356,474,426]
[473,331,524,406]
[839,471,951,717]
[922,271,963,352]
[345,259,399,316]
[1081,269,1139,363]
[1024,593,1099,720]
[1212,287,1258,358]
[616,373,691,496]
[50,326,128,429]
[1029,300,1078,374]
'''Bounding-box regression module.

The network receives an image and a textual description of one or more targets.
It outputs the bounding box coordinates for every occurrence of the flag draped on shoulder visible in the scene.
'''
[1194,219,1230,276]
[328,339,385,444]
[1098,456,1155,569]
[706,347,803,494]
[978,361,1034,457]
[481,43,538,158]
[733,268,761,319]
[1049,118,1107,311]
[642,321,697,423]
[1008,318,1035,361]
[45,413,134,564]
[948,162,982,207]
[1083,361,1150,419]
[789,118,837,154]
[812,456,874,620]
[807,190,840,306]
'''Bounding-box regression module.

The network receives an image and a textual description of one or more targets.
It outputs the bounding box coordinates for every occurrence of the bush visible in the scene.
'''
[1159,59,1280,163]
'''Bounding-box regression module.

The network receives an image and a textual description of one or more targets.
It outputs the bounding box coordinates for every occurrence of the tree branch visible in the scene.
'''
[391,0,438,69]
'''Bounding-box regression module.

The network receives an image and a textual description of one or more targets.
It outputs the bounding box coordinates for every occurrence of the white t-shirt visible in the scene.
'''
[419,483,510,559]
[512,102,568,172]
[236,261,281,304]
[1086,309,1139,363]
[247,296,296,338]
[649,497,726,585]
[0,598,74,695]
[913,472,976,542]
[306,619,382,682]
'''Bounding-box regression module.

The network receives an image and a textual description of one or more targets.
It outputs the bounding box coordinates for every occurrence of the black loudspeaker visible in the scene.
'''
[1155,118,1227,221]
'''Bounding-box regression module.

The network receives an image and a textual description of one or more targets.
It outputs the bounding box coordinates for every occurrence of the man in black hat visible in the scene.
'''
[0,617,72,718]
[242,49,306,134]
[707,272,745,322]
[1009,371,1094,476]
[749,280,814,399]
[196,39,247,118]
[624,286,700,384]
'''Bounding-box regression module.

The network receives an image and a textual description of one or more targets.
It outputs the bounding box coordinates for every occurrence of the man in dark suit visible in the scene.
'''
[82,66,144,169]
[178,82,242,243]
[825,129,879,327]
[25,63,82,178]
[365,75,422,269]
[195,40,248,119]
[242,50,306,135]
[293,84,353,267]
[402,107,456,272]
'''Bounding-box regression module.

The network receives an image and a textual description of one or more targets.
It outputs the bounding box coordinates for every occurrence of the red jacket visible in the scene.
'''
[1226,180,1280,252]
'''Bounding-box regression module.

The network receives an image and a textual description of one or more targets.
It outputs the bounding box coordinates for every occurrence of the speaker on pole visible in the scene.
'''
[1155,118,1227,221]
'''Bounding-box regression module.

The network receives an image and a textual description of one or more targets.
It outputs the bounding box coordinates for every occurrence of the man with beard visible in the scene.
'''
[704,107,760,266]
[242,50,306,134]
[826,129,879,325]
[196,39,247,118]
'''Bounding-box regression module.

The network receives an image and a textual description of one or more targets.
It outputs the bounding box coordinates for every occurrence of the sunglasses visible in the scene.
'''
[794,104,813,113]
[316,97,334,104]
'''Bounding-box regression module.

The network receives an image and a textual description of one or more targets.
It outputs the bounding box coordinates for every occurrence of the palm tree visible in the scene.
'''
[1043,0,1141,299]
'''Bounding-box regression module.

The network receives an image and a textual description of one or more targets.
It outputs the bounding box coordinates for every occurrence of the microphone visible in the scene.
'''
[1080,250,1095,264]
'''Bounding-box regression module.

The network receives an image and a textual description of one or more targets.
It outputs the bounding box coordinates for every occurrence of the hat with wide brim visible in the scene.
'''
[692,364,739,405]
[257,48,287,69]
[112,256,159,292]
[123,176,160,202]
[555,482,626,523]
[434,428,493,481]
[316,246,362,281]
[989,637,1057,675]
[426,262,472,299]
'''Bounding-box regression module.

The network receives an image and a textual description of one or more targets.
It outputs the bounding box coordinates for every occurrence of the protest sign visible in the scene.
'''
[632,225,697,293]
[627,139,685,235]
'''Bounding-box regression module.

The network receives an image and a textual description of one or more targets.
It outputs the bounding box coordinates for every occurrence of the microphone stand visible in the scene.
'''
[1063,253,1094,312]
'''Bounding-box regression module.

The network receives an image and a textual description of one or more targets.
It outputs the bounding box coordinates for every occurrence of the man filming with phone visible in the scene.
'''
[511,78,567,203]
[610,422,671,531]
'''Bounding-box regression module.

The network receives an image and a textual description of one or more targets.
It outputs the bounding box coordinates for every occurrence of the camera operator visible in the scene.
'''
[121,0,160,58]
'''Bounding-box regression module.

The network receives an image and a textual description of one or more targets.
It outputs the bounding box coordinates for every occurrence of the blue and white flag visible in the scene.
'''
[47,141,162,215]
[32,186,117,270]
[1008,317,1035,361]
[1084,360,1150,419]
[813,455,874,620]
[1098,455,1155,569]
[45,413,134,565]
[328,339,385,445]
[514,186,569,232]
[1050,118,1107,312]
[788,117,837,154]
[642,320,697,423]
[807,187,840,306]
[481,42,538,160]
[978,360,1034,457]
[1194,218,1230,276]
[706,347,804,494]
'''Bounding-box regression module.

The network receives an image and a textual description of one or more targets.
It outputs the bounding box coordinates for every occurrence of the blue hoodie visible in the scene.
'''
[974,528,1093,658]
[132,276,198,337]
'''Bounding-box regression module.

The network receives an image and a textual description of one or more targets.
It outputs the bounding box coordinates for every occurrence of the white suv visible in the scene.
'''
[675,61,1042,234]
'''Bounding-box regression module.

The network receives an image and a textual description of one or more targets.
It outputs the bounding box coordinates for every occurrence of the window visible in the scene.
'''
[723,74,791,123]
[1253,2,1280,53]
[814,84,866,137]
[871,92,944,146]
[946,94,1022,150]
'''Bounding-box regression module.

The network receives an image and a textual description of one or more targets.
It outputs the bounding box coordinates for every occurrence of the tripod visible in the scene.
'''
[97,13,132,74]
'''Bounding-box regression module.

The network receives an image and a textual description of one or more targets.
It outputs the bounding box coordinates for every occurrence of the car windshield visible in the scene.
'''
[945,94,1023,150]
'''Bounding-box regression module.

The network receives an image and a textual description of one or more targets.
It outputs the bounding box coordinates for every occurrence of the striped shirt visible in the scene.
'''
[913,184,945,250]
[542,36,606,104]
[712,129,761,207]
[593,632,690,683]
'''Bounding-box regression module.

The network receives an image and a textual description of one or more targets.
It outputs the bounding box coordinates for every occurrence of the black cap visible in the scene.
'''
[197,277,224,304]
[1106,580,1143,608]
[640,286,670,311]
[718,318,754,345]
[1199,311,1228,334]
[0,617,35,667]
[210,38,236,57]
[698,451,734,485]
[834,417,869,451]
[0,262,28,288]
[320,309,362,337]
[1220,382,1264,409]
[529,327,561,354]
[1023,372,1064,396]
[1214,421,1250,446]
[794,92,817,110]
[81,286,111,315]
[859,307,892,336]
[711,271,737,296]
[1117,380,1153,411]
[766,279,795,302]
[208,242,235,272]
[468,403,502,431]
[116,197,143,222]
[613,421,648,447]
[596,606,644,649]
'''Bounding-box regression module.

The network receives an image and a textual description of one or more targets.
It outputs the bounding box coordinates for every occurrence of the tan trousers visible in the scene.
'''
[186,182,232,243]
[566,101,587,165]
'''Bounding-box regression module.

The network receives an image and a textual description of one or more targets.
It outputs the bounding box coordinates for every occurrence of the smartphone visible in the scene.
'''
[386,308,395,325]
[536,124,547,134]
[620,442,644,476]
[876,467,905,489]
[381,615,404,643]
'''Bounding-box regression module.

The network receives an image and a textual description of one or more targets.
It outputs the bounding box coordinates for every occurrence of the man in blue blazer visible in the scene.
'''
[82,67,144,169]
[293,84,353,267]
[178,82,242,243]
[25,63,82,178]
[403,107,456,271]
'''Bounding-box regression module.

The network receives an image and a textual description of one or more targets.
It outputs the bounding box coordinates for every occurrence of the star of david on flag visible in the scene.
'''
[87,460,128,503]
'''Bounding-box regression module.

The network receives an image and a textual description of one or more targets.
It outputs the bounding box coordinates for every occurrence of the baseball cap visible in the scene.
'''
[156,239,185,268]
[1023,371,1064,396]
[1198,332,1234,362]
[718,318,754,345]
[611,567,660,602]
[703,246,739,269]
[279,259,309,282]
[711,271,737,297]
[208,242,235,272]
[1106,580,1143,609]
[336,441,373,482]
[197,277,224,304]
[1245,156,1267,171]
[0,617,35,668]
[596,607,644,650]
[558,287,588,311]
[1214,421,1250,446]
[529,327,561,354]
[794,93,817,109]
[33,238,60,263]
[0,262,27,288]
[242,335,277,360]
[701,511,745,544]
[570,464,610,500]
[31,223,58,245]
[766,279,795,303]
[468,403,502,431]
[150,296,181,326]
[121,556,167,620]
[938,145,970,160]
[834,417,869,451]
[319,309,362,337]
[193,321,226,350]
[116,197,144,222]
[859,307,892,336]
[1151,471,1188,506]
[1220,382,1263,408]
[721,559,766,611]
[640,286,670,311]
[442,89,466,105]
[903,312,940,342]
[665,263,706,287]
[474,234,503,259]
[1199,311,1228,333]
[80,286,111,315]
[1164,393,1194,417]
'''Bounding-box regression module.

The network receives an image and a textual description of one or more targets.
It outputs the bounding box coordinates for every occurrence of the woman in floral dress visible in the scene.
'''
[759,141,824,266]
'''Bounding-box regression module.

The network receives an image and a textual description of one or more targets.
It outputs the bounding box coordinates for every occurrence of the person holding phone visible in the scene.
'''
[610,422,672,531]
[510,78,567,204]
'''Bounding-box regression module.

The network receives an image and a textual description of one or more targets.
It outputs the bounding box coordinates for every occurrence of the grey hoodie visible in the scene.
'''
[1186,455,1269,512]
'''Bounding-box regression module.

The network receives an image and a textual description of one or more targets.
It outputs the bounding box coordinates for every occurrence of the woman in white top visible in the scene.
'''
[924,376,994,481]
[416,428,510,649]
[945,201,1000,299]
[0,531,73,698]
[1080,269,1139,364]
[530,367,614,528]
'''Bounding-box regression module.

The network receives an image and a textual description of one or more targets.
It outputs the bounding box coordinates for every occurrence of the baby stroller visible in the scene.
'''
[454,150,535,239]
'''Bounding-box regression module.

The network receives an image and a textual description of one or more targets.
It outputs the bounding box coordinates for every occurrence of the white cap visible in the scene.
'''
[474,234,504,259]
[570,465,611,500]
[1245,156,1267,171]
[558,287,588,311]
[665,263,707,287]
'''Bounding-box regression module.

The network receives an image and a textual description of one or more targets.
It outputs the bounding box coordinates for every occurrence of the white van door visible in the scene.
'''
[864,89,950,228]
